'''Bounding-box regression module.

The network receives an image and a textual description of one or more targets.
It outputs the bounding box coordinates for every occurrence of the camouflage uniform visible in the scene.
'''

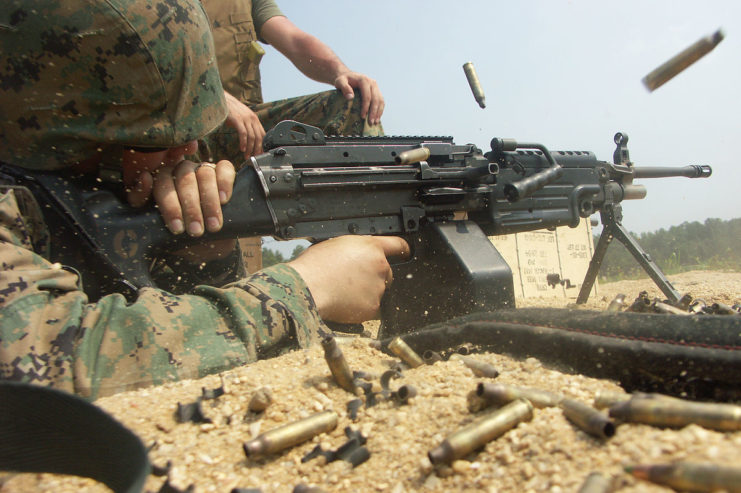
[198,0,383,166]
[0,0,327,400]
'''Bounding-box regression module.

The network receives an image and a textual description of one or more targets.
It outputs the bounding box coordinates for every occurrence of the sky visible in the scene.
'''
[258,1,740,253]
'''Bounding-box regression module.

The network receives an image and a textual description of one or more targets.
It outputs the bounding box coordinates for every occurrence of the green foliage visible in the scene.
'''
[261,243,307,268]
[261,248,287,268]
[597,217,741,281]
[290,244,306,259]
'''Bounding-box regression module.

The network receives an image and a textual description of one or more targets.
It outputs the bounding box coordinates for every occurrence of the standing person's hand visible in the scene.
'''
[288,235,410,323]
[223,90,266,158]
[333,71,385,126]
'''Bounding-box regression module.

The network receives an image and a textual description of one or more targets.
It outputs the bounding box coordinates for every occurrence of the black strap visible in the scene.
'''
[0,382,149,493]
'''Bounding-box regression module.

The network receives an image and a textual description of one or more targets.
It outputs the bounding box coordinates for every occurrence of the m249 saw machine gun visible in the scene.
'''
[2,121,711,337]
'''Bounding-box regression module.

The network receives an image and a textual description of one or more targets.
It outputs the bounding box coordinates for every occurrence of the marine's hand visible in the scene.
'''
[333,71,384,126]
[224,90,265,158]
[288,235,410,323]
[152,159,236,237]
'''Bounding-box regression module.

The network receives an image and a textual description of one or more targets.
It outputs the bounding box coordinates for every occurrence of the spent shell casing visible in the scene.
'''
[593,391,630,409]
[711,302,739,315]
[577,472,614,493]
[606,294,626,312]
[388,337,424,368]
[594,391,680,409]
[626,462,741,492]
[321,335,356,393]
[609,397,741,431]
[396,384,417,404]
[243,410,338,457]
[462,61,486,108]
[428,398,533,465]
[477,382,563,408]
[642,29,724,92]
[422,350,444,364]
[248,386,274,413]
[653,300,690,315]
[395,146,431,165]
[449,354,500,379]
[560,399,615,439]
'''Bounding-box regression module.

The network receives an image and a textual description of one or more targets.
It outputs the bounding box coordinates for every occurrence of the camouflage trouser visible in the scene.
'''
[198,89,384,165]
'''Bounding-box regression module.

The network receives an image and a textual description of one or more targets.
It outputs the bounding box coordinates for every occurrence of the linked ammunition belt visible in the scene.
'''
[382,308,741,401]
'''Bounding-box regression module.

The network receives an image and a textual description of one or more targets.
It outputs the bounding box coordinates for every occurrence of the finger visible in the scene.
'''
[244,124,256,159]
[335,76,355,100]
[236,118,248,153]
[373,236,411,260]
[195,162,223,233]
[153,167,185,234]
[369,88,385,125]
[173,160,205,236]
[250,120,265,157]
[215,160,236,204]
[358,78,372,119]
[126,171,153,208]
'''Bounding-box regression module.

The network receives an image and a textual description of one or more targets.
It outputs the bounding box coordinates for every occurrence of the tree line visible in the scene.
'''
[262,243,306,267]
[596,217,741,281]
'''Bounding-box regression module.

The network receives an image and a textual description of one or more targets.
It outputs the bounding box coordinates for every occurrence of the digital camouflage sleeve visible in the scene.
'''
[0,187,327,400]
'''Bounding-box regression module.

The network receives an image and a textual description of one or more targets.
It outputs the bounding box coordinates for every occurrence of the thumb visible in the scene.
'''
[126,171,153,208]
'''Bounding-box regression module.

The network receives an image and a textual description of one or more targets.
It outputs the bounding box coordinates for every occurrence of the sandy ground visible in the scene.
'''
[1,270,740,493]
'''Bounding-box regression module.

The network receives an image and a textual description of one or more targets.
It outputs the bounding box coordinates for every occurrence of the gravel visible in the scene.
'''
[1,270,739,493]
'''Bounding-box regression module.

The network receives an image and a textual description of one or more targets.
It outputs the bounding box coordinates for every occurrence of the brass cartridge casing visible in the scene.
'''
[609,397,741,431]
[396,384,417,403]
[243,410,338,457]
[712,302,739,315]
[642,29,724,92]
[462,61,486,108]
[560,399,615,439]
[593,391,679,409]
[321,336,356,393]
[577,472,614,493]
[593,391,630,409]
[449,354,499,379]
[428,398,534,465]
[627,462,741,492]
[248,387,274,413]
[388,337,424,368]
[395,147,431,165]
[477,382,563,408]
[606,294,626,312]
[653,301,690,315]
[422,350,443,364]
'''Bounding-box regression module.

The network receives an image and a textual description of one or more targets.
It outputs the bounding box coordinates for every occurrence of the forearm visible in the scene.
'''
[282,32,350,85]
[262,17,350,86]
[0,210,325,400]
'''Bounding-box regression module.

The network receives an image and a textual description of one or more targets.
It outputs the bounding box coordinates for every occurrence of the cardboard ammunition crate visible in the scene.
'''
[490,218,598,300]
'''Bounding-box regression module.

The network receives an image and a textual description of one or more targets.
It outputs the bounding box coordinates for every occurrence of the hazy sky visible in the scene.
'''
[259,1,740,252]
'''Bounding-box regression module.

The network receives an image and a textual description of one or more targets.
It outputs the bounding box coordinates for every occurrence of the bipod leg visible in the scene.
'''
[576,213,613,304]
[609,219,681,304]
[577,206,680,304]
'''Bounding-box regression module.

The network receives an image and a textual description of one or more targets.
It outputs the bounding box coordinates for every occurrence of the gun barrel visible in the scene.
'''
[633,165,712,179]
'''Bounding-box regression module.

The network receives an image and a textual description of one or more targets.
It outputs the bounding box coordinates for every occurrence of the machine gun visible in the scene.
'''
[1,121,711,337]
